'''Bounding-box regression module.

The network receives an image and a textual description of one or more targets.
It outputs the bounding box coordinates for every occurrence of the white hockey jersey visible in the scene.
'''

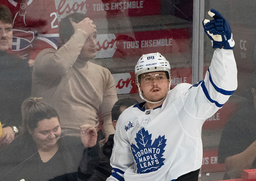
[107,49,237,181]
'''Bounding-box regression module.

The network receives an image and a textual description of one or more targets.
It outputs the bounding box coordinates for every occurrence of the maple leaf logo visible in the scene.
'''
[131,128,166,173]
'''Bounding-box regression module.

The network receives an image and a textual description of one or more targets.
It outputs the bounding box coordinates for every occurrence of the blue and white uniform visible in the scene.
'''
[107,49,237,181]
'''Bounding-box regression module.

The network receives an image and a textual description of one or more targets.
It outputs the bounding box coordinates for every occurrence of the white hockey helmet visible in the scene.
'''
[135,52,171,84]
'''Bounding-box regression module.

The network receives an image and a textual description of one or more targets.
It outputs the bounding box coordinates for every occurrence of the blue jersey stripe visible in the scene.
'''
[112,168,125,181]
[201,81,223,108]
[113,167,125,174]
[192,81,223,107]
[192,70,236,108]
[112,173,124,181]
[208,69,235,95]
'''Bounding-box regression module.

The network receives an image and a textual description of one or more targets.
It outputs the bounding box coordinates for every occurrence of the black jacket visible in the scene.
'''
[77,134,114,181]
[0,52,31,128]
[0,133,84,181]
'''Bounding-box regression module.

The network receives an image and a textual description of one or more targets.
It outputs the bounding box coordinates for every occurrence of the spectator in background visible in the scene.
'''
[218,84,256,179]
[1,0,59,67]
[31,13,118,141]
[0,97,92,181]
[0,4,31,148]
[76,97,138,181]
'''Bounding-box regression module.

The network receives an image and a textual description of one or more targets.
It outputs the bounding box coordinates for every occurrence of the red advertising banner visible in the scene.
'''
[114,72,138,94]
[96,28,191,59]
[202,149,225,173]
[203,100,238,129]
[170,67,192,88]
[55,0,161,20]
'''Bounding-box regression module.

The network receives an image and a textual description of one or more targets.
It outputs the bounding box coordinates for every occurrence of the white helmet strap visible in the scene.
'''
[138,86,164,104]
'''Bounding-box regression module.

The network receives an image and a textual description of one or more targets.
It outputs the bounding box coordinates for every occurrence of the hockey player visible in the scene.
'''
[107,9,237,181]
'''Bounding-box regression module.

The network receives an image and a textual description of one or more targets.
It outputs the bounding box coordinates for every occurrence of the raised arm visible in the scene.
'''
[184,9,237,121]
[33,18,96,81]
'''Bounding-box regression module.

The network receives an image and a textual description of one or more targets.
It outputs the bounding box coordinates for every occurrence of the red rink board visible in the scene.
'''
[202,149,225,173]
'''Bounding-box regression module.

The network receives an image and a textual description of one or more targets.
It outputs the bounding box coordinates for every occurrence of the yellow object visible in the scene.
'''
[0,122,2,137]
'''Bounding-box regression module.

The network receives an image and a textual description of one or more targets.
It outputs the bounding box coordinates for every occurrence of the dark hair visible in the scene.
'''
[102,98,138,158]
[21,97,60,133]
[59,13,87,44]
[111,98,138,121]
[0,5,12,24]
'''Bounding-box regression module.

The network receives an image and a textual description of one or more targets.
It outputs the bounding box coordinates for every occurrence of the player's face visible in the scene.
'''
[0,21,13,51]
[139,71,170,103]
[79,32,97,60]
[30,117,61,150]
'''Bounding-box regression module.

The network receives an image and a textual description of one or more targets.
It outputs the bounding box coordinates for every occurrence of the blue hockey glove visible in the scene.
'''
[202,9,235,49]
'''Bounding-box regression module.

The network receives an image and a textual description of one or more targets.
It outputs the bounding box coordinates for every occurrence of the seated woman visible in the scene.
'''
[0,97,96,181]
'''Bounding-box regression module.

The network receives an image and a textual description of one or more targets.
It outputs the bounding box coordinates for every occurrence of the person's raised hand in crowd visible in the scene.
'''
[80,124,98,148]
[28,59,35,67]
[70,17,97,37]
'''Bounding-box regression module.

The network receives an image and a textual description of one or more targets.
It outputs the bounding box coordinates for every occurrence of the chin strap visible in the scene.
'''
[137,81,171,105]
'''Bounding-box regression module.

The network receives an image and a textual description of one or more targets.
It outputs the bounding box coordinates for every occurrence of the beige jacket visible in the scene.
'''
[32,31,117,137]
